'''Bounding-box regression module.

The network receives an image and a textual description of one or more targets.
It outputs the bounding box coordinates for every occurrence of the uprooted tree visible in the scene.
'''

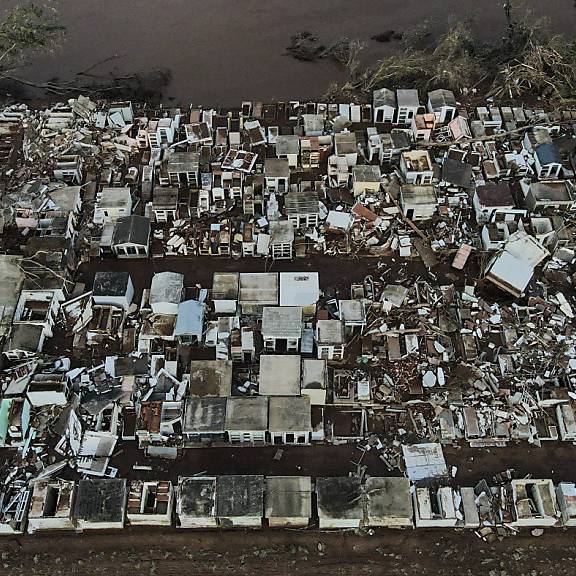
[358,21,484,93]
[324,1,576,103]
[489,1,576,101]
[287,31,364,74]
[493,41,576,102]
[0,2,64,79]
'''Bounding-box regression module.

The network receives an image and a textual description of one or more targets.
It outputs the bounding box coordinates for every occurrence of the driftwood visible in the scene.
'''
[4,76,133,96]
[76,54,125,77]
[4,67,169,101]
[3,76,72,95]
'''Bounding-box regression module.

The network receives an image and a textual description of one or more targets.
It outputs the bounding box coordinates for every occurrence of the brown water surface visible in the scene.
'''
[4,0,575,104]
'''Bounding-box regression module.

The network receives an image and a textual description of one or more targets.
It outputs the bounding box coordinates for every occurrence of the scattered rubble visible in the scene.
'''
[0,88,574,533]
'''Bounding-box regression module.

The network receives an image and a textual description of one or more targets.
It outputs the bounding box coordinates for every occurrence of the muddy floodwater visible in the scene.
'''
[5,0,576,105]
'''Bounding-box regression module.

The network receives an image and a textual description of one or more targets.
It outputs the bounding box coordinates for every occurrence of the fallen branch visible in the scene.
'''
[4,75,135,96]
[0,42,17,65]
[4,76,71,95]
[76,54,125,76]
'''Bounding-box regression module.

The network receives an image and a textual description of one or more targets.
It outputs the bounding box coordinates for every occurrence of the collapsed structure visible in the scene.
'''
[0,89,575,536]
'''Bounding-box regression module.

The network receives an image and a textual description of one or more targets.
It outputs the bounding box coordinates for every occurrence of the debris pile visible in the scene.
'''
[0,88,574,534]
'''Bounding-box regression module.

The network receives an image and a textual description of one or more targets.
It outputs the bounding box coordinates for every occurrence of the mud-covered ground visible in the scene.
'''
[1,439,576,575]
[76,253,473,304]
[0,528,575,576]
[100,442,576,486]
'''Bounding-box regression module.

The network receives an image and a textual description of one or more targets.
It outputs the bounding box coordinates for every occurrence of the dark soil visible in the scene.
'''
[0,527,574,575]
